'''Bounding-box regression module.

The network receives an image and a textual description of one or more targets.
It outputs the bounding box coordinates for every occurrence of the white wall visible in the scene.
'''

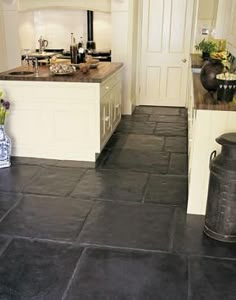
[18,9,111,52]
[195,0,219,46]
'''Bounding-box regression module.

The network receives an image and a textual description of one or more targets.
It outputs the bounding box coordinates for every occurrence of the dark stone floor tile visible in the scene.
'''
[0,238,83,300]
[0,195,93,242]
[145,174,188,205]
[78,201,175,251]
[11,156,58,166]
[115,120,156,134]
[122,114,150,122]
[149,115,187,123]
[0,236,10,256]
[0,192,23,220]
[0,165,40,193]
[134,106,180,115]
[119,134,164,151]
[173,214,236,258]
[65,248,188,300]
[101,148,169,173]
[179,108,187,116]
[56,160,95,169]
[71,169,148,202]
[23,166,86,196]
[189,256,236,300]
[164,137,187,153]
[168,153,188,175]
[155,122,187,136]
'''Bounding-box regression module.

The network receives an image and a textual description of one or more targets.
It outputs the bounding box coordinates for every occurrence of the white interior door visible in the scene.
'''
[139,0,194,107]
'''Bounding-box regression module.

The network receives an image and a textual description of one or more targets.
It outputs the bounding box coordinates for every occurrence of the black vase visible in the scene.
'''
[200,59,224,92]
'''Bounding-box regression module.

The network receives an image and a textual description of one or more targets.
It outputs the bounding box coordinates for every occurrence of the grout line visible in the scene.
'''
[77,242,174,255]
[75,200,96,241]
[61,248,86,300]
[141,173,151,204]
[187,256,192,300]
[0,237,13,258]
[0,196,23,224]
[168,207,178,252]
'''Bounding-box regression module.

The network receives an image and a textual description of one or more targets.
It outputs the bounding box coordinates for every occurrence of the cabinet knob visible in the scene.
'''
[105,86,109,90]
[182,59,187,63]
[105,116,110,122]
[115,104,120,109]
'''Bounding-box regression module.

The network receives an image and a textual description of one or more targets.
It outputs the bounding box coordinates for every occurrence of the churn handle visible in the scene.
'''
[209,150,217,168]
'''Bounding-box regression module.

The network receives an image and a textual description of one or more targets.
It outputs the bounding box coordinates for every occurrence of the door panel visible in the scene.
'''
[147,0,164,52]
[139,0,194,107]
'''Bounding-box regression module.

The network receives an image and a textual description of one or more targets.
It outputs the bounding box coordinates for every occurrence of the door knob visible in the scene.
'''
[182,59,187,63]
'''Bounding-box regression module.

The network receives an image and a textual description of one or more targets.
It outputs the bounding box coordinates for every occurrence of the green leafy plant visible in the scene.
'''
[195,39,218,54]
[0,89,10,125]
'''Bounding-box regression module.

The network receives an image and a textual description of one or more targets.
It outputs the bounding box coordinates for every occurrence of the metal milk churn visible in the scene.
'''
[204,132,236,242]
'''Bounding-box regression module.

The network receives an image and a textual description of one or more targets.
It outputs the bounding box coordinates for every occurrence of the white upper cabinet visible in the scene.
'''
[17,0,111,12]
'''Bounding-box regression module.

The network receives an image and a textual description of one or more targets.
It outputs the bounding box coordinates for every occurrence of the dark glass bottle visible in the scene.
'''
[77,37,85,63]
[70,33,77,64]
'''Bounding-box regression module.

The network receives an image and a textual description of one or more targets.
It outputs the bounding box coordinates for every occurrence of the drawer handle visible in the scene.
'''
[105,116,110,122]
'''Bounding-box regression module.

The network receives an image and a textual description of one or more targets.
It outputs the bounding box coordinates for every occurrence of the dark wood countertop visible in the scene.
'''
[192,73,236,111]
[0,62,123,83]
[191,53,236,111]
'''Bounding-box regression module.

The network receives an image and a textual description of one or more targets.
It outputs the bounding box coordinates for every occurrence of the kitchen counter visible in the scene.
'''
[187,54,236,216]
[190,53,236,111]
[0,62,123,83]
[0,63,123,163]
[192,73,236,111]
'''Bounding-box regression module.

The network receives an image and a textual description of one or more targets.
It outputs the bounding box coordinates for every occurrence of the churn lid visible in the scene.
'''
[216,132,236,146]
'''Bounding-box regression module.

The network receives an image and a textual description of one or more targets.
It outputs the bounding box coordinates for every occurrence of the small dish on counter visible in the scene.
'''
[50,63,76,75]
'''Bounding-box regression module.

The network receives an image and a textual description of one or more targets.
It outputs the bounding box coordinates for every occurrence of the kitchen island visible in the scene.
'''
[0,62,123,165]
[187,54,236,215]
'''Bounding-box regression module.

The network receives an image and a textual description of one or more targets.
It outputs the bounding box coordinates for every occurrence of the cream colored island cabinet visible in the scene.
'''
[187,70,236,215]
[0,63,122,164]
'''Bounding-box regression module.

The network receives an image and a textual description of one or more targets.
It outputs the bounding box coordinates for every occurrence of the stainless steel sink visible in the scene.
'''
[8,71,35,76]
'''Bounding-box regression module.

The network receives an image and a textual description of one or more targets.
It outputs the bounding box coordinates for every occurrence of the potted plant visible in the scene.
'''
[195,39,218,60]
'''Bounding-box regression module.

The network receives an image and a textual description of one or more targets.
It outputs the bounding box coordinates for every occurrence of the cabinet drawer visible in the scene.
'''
[100,71,121,97]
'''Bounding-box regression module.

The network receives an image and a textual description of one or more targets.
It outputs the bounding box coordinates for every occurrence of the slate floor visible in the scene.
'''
[0,106,236,300]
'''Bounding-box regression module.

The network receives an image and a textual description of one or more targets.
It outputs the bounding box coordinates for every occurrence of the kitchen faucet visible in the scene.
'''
[24,54,39,75]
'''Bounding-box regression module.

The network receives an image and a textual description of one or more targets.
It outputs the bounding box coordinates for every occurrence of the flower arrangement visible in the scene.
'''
[0,90,10,125]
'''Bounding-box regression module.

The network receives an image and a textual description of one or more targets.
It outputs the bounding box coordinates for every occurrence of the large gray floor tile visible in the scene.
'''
[78,201,175,251]
[155,122,187,136]
[23,166,86,196]
[0,238,83,300]
[134,106,180,115]
[122,114,150,122]
[0,192,23,220]
[71,169,148,202]
[0,194,93,242]
[149,115,187,123]
[0,165,40,193]
[189,256,236,300]
[168,153,188,175]
[144,174,188,205]
[101,148,170,173]
[164,136,187,153]
[173,214,236,258]
[64,248,188,300]
[115,120,156,134]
